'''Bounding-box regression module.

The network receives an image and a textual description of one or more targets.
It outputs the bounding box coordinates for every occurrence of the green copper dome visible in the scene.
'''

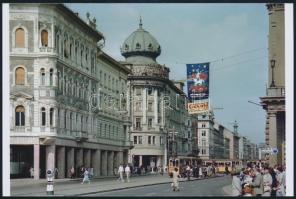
[121,17,161,61]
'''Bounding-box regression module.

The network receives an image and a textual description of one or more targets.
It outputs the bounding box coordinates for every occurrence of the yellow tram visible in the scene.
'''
[168,156,200,175]
[202,159,243,173]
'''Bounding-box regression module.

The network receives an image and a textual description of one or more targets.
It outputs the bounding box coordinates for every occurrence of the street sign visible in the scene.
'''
[272,148,278,154]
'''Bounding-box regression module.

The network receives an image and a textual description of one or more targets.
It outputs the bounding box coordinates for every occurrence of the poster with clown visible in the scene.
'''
[186,63,210,114]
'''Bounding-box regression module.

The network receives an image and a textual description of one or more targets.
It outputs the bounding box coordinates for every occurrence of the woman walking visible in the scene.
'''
[171,167,180,191]
[81,168,90,184]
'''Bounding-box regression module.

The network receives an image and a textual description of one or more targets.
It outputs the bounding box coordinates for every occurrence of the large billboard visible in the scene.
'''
[186,63,210,114]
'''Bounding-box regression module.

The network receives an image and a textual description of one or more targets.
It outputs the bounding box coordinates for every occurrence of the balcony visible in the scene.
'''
[266,87,285,97]
[75,131,88,142]
[39,47,55,53]
[134,127,142,131]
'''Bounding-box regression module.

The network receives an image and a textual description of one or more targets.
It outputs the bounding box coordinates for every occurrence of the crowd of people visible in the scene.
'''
[232,162,286,196]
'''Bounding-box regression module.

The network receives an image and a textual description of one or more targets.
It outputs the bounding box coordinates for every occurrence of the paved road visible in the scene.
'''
[83,176,231,197]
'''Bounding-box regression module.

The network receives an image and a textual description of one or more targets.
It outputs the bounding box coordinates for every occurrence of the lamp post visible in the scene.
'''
[270,59,276,87]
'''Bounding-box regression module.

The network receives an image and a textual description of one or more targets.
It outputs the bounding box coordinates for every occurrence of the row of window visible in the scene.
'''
[135,87,160,96]
[133,135,163,145]
[135,117,161,129]
[134,101,161,112]
[99,71,126,92]
[15,105,54,126]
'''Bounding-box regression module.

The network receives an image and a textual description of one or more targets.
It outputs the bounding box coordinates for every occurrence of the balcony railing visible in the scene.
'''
[39,47,55,53]
[75,131,88,142]
[266,86,285,97]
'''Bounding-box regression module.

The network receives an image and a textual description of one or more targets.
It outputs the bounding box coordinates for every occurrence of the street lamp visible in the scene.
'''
[270,59,276,87]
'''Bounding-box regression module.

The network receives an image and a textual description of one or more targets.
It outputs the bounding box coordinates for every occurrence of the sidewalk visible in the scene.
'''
[11,174,224,196]
[222,184,232,196]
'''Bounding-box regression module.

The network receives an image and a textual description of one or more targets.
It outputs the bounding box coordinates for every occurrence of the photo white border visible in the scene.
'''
[285,3,294,197]
[2,3,11,196]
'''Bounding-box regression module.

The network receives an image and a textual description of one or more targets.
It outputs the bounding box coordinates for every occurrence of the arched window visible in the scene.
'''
[40,68,45,85]
[15,28,25,48]
[41,30,48,47]
[41,107,46,126]
[64,76,67,94]
[80,49,83,67]
[56,34,60,54]
[64,39,68,58]
[73,81,77,96]
[125,44,129,50]
[15,67,25,85]
[85,116,88,132]
[64,110,67,129]
[148,43,153,50]
[69,43,72,59]
[136,43,141,49]
[81,116,83,131]
[70,112,72,130]
[49,69,53,86]
[15,105,25,126]
[49,108,54,126]
[76,113,78,130]
[57,71,61,90]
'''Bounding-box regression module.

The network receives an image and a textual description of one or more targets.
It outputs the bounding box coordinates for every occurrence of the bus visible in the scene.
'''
[202,159,243,173]
[168,156,200,176]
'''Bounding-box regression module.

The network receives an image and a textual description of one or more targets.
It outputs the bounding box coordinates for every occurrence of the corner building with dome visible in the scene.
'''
[120,19,193,169]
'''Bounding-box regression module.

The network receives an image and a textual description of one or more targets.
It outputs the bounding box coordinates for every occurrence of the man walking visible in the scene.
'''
[118,164,124,182]
[250,166,263,196]
[125,164,131,182]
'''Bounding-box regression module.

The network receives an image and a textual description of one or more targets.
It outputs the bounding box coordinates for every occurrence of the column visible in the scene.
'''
[77,148,83,167]
[268,112,277,167]
[66,147,74,178]
[57,146,65,178]
[46,145,55,172]
[139,155,143,166]
[114,151,118,168]
[84,149,91,168]
[154,89,158,125]
[118,150,123,165]
[101,150,108,176]
[34,144,40,179]
[143,88,147,124]
[92,149,101,177]
[107,151,114,176]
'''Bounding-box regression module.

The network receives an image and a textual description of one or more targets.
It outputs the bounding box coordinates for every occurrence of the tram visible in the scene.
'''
[202,159,243,173]
[168,156,200,175]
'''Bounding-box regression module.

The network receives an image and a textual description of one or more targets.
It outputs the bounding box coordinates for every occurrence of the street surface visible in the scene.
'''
[83,176,231,196]
[10,174,231,196]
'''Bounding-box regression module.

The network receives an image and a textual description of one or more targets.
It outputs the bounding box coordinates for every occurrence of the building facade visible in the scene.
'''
[10,4,131,179]
[120,19,191,169]
[260,3,285,166]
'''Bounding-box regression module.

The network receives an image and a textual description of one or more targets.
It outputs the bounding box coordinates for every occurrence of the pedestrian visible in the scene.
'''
[118,164,124,182]
[250,166,263,196]
[81,168,90,184]
[89,168,94,180]
[231,171,242,196]
[171,167,180,191]
[186,165,191,181]
[262,167,272,196]
[276,166,285,196]
[54,167,59,179]
[70,166,75,178]
[125,164,131,182]
[199,166,203,178]
[269,167,278,197]
[242,183,253,196]
[225,165,229,175]
[29,167,34,178]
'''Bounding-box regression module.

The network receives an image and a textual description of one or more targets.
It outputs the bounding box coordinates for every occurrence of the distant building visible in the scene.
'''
[260,3,285,166]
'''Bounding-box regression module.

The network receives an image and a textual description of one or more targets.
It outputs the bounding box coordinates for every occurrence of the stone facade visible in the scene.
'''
[9,4,131,179]
[260,3,285,167]
[121,20,192,169]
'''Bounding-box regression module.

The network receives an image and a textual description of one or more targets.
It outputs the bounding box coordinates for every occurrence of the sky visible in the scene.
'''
[66,3,269,144]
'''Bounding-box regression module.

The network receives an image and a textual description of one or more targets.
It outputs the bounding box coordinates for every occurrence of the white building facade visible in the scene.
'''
[9,4,131,179]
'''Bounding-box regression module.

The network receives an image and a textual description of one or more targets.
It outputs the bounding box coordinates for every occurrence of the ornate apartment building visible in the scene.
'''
[120,19,192,169]
[9,4,132,179]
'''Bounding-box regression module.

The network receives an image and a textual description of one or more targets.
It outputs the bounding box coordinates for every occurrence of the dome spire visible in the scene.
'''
[139,15,143,29]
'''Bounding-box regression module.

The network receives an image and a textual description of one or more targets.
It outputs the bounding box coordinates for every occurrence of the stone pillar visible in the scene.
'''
[139,155,143,166]
[66,147,74,178]
[57,146,65,178]
[154,89,158,125]
[92,149,101,177]
[84,149,91,168]
[101,150,108,176]
[46,145,55,172]
[107,151,114,176]
[143,88,147,124]
[34,144,40,179]
[77,148,83,167]
[118,151,123,165]
[268,112,277,167]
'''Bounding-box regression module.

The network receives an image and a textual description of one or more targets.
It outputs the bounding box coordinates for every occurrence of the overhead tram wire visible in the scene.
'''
[166,47,267,66]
